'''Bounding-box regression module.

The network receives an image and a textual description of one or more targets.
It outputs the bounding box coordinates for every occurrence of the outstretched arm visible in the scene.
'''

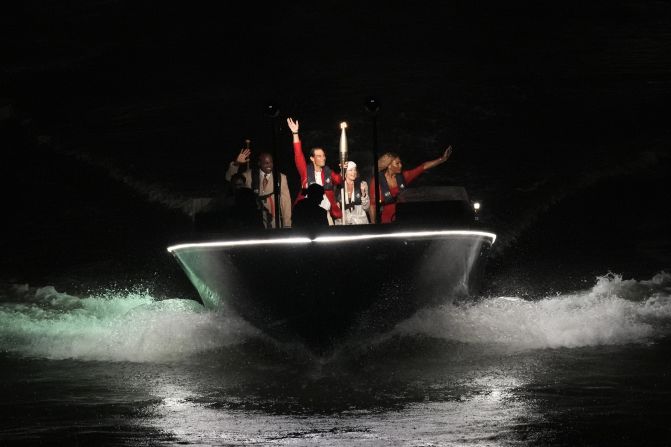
[287,117,300,143]
[288,117,307,186]
[422,146,453,171]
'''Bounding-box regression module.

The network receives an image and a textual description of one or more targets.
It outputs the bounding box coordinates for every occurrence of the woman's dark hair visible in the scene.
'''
[378,152,400,172]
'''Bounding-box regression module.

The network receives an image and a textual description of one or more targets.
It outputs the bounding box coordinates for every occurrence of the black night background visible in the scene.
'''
[1,1,670,445]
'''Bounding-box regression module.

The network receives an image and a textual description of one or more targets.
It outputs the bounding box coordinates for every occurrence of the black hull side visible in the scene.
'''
[169,225,495,355]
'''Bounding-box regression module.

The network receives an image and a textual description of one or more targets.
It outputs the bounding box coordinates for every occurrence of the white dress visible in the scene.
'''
[336,181,370,225]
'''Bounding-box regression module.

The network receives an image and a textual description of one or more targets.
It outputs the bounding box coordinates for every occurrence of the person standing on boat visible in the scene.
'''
[335,161,370,225]
[223,186,265,231]
[222,172,248,210]
[225,149,292,228]
[292,183,329,228]
[286,117,343,225]
[369,147,453,223]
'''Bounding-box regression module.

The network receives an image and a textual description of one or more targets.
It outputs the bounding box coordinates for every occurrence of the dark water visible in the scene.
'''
[2,151,671,444]
[2,340,671,446]
[3,1,671,445]
[2,267,671,445]
[1,141,669,446]
[3,151,670,445]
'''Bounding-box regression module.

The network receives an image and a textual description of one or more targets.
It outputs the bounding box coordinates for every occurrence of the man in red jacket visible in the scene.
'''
[287,117,343,224]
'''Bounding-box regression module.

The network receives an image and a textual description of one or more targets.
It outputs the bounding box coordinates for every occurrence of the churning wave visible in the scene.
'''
[390,271,671,349]
[2,272,670,363]
[0,284,260,362]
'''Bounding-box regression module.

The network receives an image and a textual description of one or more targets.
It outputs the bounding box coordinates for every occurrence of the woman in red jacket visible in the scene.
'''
[369,147,453,223]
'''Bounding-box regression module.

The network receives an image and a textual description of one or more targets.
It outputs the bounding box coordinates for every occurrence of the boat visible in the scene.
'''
[167,185,496,355]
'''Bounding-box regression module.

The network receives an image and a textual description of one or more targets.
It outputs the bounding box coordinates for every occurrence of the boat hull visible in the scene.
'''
[168,225,495,355]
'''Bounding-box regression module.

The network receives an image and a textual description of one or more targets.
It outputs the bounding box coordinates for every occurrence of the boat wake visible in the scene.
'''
[0,284,260,363]
[1,271,669,363]
[385,271,671,350]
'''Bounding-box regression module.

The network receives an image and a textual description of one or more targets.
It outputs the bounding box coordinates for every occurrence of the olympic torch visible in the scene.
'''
[339,122,348,223]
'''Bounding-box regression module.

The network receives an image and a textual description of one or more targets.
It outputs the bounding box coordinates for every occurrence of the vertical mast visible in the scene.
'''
[339,121,348,223]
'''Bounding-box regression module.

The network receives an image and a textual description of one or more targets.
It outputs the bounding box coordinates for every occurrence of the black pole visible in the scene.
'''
[265,104,282,229]
[365,97,381,224]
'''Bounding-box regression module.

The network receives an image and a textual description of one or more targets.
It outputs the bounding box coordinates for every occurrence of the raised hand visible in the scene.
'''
[441,145,453,162]
[423,145,454,171]
[287,117,299,133]
[236,148,251,164]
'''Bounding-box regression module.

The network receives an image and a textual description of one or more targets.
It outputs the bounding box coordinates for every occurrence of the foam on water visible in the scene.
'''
[391,271,671,349]
[2,272,670,363]
[0,284,260,362]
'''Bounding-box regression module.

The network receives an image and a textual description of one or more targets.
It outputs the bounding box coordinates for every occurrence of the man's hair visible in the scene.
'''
[310,147,325,157]
[257,152,272,161]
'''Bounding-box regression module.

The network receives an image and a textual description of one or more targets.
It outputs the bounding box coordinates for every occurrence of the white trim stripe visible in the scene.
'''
[167,230,496,253]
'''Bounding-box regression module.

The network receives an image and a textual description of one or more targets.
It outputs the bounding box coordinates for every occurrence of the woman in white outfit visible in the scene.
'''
[336,161,370,225]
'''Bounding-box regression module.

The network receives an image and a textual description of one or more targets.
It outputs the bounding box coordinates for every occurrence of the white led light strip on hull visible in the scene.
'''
[167,230,496,253]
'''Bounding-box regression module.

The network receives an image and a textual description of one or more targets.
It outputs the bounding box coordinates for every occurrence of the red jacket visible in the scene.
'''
[293,141,343,220]
[370,165,425,223]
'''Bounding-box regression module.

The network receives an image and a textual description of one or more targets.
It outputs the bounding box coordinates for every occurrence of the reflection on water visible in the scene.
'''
[150,387,533,445]
[1,272,670,445]
[4,337,670,446]
[59,341,544,446]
